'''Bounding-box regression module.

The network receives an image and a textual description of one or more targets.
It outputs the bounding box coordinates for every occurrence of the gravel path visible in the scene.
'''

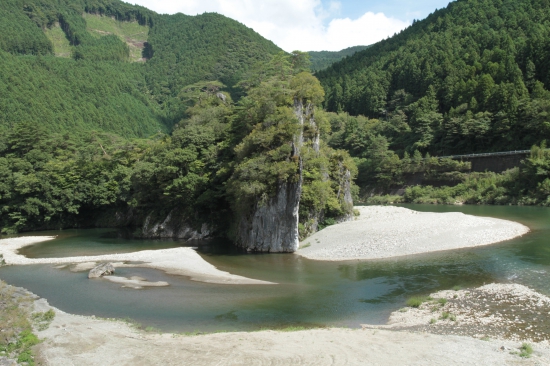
[299,206,530,261]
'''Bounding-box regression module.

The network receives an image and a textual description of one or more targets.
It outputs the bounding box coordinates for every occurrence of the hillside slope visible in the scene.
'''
[0,0,282,136]
[308,45,370,72]
[317,0,550,155]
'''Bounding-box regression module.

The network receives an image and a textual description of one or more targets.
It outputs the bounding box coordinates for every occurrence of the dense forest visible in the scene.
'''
[1,0,550,236]
[315,0,550,202]
[308,46,370,72]
[0,0,281,136]
[0,53,356,237]
[317,0,550,156]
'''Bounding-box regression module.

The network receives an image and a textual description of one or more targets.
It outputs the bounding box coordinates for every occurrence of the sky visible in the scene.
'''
[130,0,453,52]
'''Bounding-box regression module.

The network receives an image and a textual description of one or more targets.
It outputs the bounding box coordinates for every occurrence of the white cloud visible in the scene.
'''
[131,0,409,51]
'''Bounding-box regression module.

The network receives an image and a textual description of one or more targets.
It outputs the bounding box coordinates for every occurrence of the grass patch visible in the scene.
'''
[44,24,72,57]
[32,309,55,331]
[452,285,462,291]
[440,312,450,320]
[365,195,404,205]
[519,343,533,358]
[120,317,144,330]
[0,281,41,365]
[144,326,161,333]
[0,254,5,266]
[83,13,149,62]
[437,298,447,306]
[429,318,437,324]
[406,296,430,308]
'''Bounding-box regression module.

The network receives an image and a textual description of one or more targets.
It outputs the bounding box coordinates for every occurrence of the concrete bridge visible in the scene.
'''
[436,150,532,173]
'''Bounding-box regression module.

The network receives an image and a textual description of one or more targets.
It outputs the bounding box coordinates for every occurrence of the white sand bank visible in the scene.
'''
[299,206,530,261]
[0,236,273,285]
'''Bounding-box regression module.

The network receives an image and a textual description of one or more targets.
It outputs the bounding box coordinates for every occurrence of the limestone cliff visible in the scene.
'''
[236,171,302,252]
[95,208,212,240]
[235,96,354,252]
[140,211,212,240]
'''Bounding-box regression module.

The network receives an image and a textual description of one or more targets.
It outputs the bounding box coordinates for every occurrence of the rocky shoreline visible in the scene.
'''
[369,283,550,344]
[299,206,530,261]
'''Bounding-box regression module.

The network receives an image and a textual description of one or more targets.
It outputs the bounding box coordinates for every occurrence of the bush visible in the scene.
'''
[406,296,428,308]
[519,343,533,358]
[365,195,403,205]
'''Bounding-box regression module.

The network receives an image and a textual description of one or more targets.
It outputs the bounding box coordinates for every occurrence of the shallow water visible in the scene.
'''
[0,204,549,333]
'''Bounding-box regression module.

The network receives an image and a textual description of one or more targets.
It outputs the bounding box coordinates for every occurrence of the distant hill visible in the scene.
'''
[144,12,281,106]
[316,0,550,155]
[0,0,282,137]
[308,45,370,72]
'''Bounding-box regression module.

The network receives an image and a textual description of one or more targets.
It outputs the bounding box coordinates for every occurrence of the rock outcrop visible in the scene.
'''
[141,211,212,240]
[235,94,356,252]
[236,171,302,253]
[88,263,115,279]
[95,208,212,240]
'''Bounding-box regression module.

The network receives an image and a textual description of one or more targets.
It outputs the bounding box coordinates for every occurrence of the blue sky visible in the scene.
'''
[131,0,454,51]
[335,0,452,23]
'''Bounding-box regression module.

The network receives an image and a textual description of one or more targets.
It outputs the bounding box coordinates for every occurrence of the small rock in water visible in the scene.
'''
[88,263,115,279]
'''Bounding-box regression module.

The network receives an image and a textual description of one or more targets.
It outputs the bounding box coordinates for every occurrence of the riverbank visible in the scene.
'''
[0,236,273,285]
[26,283,550,365]
[299,206,530,261]
[370,283,550,343]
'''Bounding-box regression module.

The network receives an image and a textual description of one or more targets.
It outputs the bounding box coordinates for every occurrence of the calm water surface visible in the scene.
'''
[0,204,549,333]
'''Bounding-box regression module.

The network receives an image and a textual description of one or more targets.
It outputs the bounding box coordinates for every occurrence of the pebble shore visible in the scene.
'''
[373,283,550,344]
[299,206,530,261]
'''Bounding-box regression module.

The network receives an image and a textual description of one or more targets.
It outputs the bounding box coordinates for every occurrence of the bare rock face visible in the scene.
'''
[237,175,302,253]
[235,98,309,253]
[88,263,115,279]
[141,211,212,240]
[235,95,354,253]
[0,356,17,366]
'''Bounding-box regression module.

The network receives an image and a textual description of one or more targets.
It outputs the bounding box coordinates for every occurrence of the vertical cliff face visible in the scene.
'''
[233,70,355,253]
[235,98,309,252]
[236,96,356,252]
[236,166,302,252]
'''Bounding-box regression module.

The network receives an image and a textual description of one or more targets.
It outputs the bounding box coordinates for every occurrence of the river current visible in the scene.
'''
[0,204,549,333]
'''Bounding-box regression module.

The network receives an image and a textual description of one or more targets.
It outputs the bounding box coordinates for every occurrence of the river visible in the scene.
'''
[0,204,548,333]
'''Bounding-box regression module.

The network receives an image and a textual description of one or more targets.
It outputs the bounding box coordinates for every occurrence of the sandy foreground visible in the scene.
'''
[0,236,272,285]
[299,206,530,260]
[25,290,549,366]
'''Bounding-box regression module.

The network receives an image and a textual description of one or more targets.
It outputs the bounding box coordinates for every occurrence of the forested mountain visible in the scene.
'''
[0,0,281,136]
[317,0,550,157]
[308,45,370,72]
[0,55,356,241]
[2,0,550,237]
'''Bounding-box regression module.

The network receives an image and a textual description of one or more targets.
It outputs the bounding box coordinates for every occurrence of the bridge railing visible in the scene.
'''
[434,150,532,160]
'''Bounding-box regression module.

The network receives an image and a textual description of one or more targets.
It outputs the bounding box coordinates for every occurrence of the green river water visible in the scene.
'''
[0,204,549,333]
